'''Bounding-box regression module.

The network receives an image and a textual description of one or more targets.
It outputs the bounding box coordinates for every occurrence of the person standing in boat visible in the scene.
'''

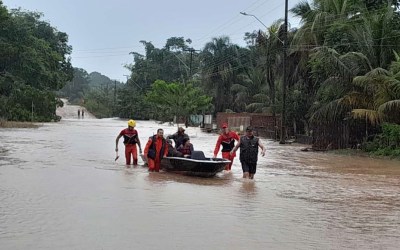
[167,127,189,149]
[231,126,266,179]
[213,123,240,171]
[177,138,194,158]
[144,128,168,172]
[115,120,142,166]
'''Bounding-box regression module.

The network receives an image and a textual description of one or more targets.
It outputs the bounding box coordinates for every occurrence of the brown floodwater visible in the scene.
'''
[0,105,399,250]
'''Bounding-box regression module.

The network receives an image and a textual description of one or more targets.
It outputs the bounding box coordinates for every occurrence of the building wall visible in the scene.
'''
[216,112,279,138]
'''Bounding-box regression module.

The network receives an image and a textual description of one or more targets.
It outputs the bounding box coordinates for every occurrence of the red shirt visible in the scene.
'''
[214,131,240,154]
[144,136,168,160]
[119,128,139,145]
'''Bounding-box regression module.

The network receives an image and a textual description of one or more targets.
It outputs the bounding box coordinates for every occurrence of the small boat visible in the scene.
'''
[160,151,231,177]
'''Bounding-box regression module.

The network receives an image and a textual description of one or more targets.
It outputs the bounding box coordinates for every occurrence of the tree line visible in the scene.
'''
[1,0,399,156]
[0,2,73,121]
[120,0,400,155]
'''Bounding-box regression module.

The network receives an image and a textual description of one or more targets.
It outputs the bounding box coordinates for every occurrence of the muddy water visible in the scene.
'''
[0,109,399,249]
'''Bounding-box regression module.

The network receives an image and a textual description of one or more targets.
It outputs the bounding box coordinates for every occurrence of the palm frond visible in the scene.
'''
[230,84,247,93]
[341,91,370,108]
[378,100,400,114]
[310,98,350,124]
[253,93,270,104]
[365,67,390,78]
[245,103,265,113]
[351,109,381,126]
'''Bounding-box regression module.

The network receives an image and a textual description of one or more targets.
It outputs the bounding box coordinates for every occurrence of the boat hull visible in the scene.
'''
[160,157,231,177]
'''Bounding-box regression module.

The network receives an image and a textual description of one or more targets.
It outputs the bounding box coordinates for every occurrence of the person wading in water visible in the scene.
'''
[115,120,142,166]
[144,128,168,172]
[231,126,266,179]
[213,123,240,171]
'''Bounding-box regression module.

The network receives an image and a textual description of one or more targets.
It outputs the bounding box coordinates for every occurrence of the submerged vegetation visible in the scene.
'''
[0,120,40,128]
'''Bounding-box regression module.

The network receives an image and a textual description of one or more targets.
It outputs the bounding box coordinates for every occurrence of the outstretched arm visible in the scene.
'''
[258,139,266,157]
[115,134,122,152]
[230,138,241,155]
[167,133,176,140]
[136,136,142,153]
[213,136,222,158]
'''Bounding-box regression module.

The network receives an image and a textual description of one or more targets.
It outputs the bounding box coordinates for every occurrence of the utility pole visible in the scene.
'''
[114,80,117,115]
[183,48,200,80]
[31,101,34,122]
[240,7,288,143]
[280,0,288,144]
[240,12,284,44]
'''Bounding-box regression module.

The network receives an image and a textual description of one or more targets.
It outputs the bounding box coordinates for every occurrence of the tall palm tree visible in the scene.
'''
[200,36,242,113]
[231,67,269,113]
[352,53,400,125]
[350,4,400,69]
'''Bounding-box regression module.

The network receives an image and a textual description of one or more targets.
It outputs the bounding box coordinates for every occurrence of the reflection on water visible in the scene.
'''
[0,116,399,249]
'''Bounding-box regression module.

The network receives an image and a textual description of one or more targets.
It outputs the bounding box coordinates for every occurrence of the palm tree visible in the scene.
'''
[200,36,242,113]
[231,67,269,113]
[352,53,400,125]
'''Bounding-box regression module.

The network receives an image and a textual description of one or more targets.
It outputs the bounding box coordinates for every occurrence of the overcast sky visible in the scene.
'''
[3,0,301,82]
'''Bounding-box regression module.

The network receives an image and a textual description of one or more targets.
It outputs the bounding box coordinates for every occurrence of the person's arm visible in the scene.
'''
[232,131,240,141]
[190,143,194,153]
[135,130,142,153]
[230,138,241,155]
[115,134,122,152]
[168,133,177,140]
[258,139,266,157]
[176,144,183,154]
[163,141,169,157]
[143,138,152,161]
[213,136,222,158]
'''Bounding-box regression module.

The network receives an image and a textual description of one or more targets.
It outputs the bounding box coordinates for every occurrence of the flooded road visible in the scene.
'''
[0,107,399,249]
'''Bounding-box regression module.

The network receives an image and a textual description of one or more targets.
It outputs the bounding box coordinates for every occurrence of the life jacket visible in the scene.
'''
[239,135,259,163]
[220,133,236,152]
[122,128,138,145]
[147,135,166,160]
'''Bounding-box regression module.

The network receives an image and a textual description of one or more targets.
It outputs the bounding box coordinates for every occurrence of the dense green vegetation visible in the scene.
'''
[2,0,400,154]
[363,123,400,157]
[0,2,73,121]
[146,80,212,124]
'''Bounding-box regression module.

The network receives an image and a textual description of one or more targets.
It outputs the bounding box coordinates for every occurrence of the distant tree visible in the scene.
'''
[146,80,212,123]
[59,68,89,104]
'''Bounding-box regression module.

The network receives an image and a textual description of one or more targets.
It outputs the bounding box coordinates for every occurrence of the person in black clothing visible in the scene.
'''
[166,139,183,157]
[231,126,266,179]
[167,127,189,149]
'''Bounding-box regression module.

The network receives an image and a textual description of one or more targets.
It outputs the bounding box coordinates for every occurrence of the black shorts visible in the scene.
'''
[241,161,257,174]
